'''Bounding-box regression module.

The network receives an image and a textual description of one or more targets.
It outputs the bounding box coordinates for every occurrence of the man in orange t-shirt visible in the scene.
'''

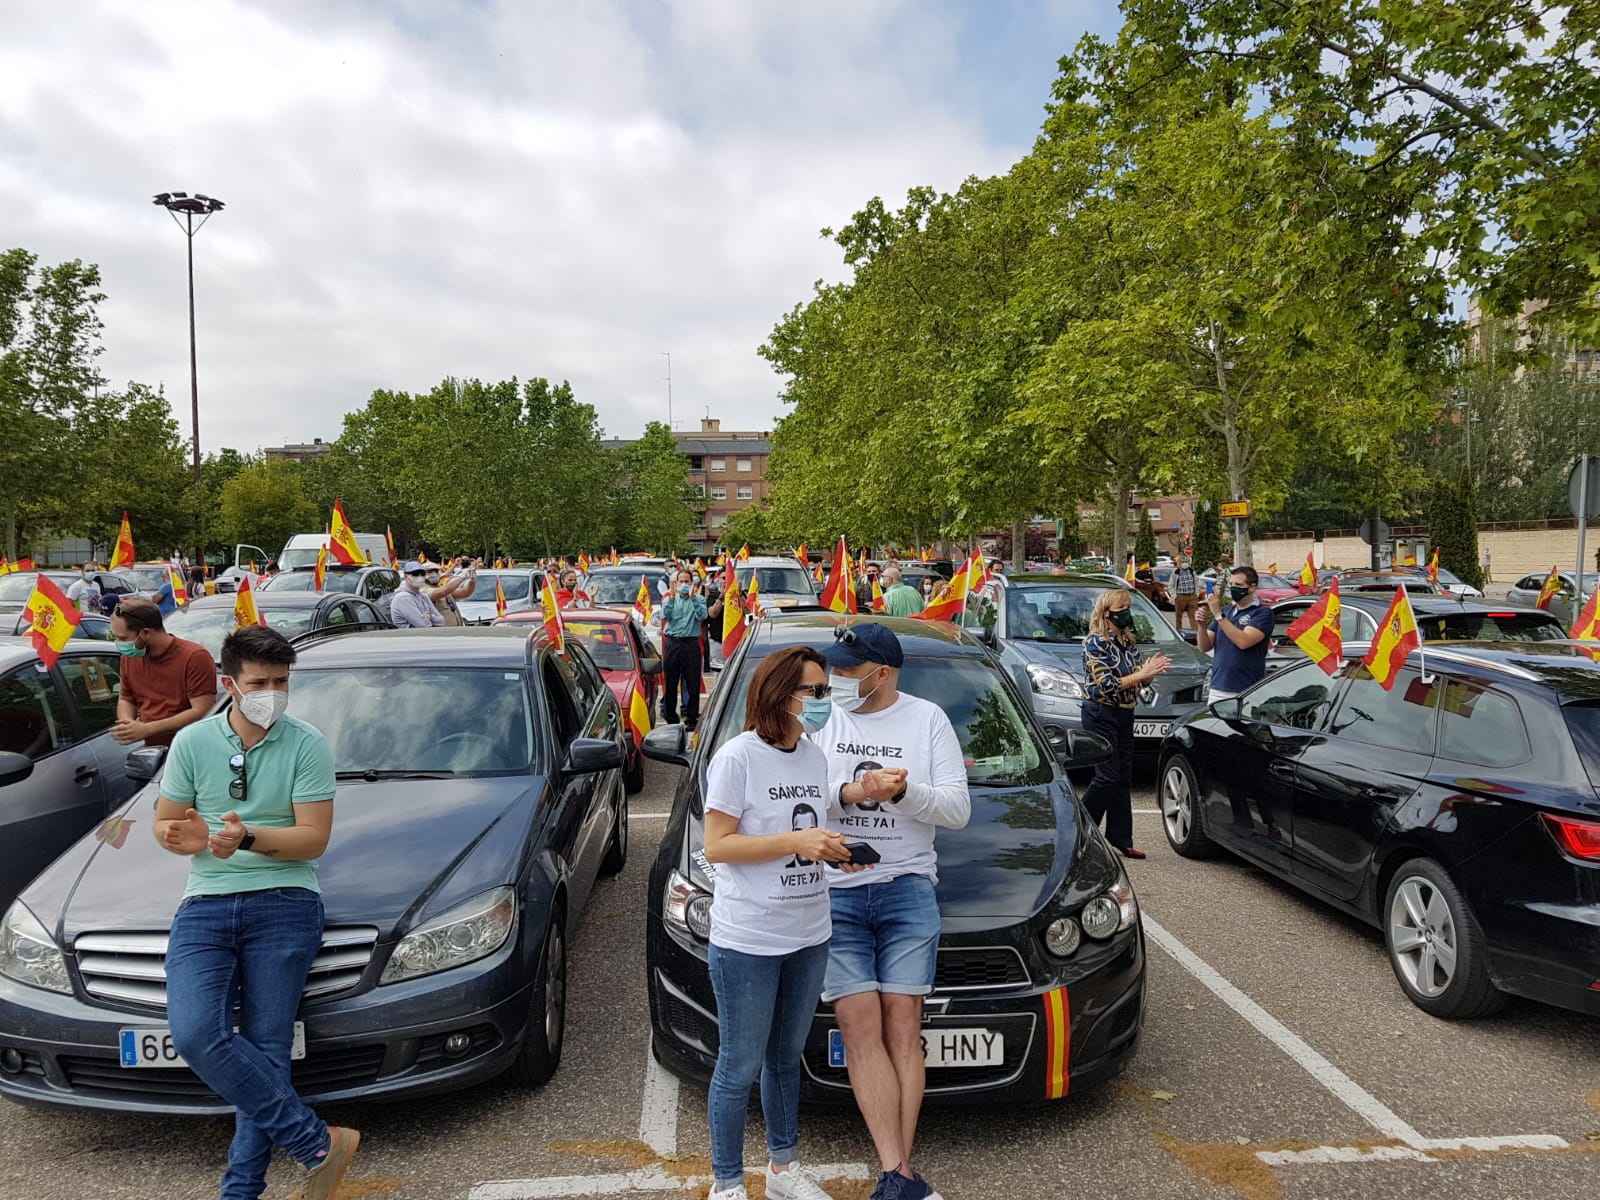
[110,597,218,747]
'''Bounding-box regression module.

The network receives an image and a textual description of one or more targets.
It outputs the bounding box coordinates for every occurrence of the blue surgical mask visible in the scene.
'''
[797,698,833,732]
[678,583,691,597]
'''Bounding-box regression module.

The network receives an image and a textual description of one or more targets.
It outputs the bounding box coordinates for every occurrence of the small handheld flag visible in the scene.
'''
[23,573,82,667]
[1298,551,1317,595]
[1285,579,1343,676]
[495,575,508,619]
[540,575,566,652]
[313,545,328,592]
[1535,565,1562,611]
[234,575,266,628]
[1362,584,1421,691]
[329,499,367,564]
[110,512,136,570]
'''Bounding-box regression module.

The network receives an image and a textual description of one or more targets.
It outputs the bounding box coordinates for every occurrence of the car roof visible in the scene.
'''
[282,563,385,574]
[750,612,986,656]
[0,633,114,667]
[292,625,540,668]
[585,564,654,574]
[1273,594,1548,617]
[559,607,627,621]
[739,556,803,566]
[1004,573,1131,587]
[1409,641,1600,699]
[188,592,328,611]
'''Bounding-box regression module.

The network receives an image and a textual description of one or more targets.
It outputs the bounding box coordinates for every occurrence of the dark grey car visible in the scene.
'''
[0,637,148,913]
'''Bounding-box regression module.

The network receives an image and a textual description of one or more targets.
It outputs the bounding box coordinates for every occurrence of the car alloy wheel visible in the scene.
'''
[1382,858,1505,1019]
[508,912,568,1086]
[544,922,567,1054]
[1388,877,1456,998]
[1159,755,1216,858]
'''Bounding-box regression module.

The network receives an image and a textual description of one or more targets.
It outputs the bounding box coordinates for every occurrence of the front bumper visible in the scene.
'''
[649,917,1145,1105]
[0,939,535,1115]
[1029,693,1207,753]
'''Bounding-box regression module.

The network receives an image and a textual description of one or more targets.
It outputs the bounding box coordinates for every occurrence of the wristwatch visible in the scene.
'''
[238,825,256,852]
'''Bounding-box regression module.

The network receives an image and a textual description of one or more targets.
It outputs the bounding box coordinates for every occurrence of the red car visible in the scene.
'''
[1254,573,1304,602]
[497,607,660,792]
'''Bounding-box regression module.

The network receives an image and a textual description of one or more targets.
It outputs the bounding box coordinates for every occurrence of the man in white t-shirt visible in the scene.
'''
[811,622,969,1200]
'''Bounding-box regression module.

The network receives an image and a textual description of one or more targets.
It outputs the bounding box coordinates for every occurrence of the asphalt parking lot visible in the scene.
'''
[3,757,1597,1200]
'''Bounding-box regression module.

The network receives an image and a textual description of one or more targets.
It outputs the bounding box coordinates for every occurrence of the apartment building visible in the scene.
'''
[602,416,773,552]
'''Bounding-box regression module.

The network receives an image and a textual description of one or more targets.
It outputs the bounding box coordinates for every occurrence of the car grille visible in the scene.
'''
[73,927,379,1011]
[58,1044,386,1100]
[1171,685,1203,705]
[932,947,1030,992]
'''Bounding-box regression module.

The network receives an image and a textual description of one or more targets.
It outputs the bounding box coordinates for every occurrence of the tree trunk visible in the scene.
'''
[1011,518,1025,572]
[1212,334,1253,568]
[1110,479,1129,569]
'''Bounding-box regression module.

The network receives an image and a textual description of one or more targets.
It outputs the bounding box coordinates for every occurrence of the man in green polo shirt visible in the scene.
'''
[880,566,925,618]
[153,625,359,1200]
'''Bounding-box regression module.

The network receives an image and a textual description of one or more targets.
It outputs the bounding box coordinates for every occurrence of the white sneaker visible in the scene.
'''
[709,1185,748,1200]
[766,1162,835,1200]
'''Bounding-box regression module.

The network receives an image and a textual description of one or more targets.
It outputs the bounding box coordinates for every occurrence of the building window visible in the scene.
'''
[696,484,707,497]
[709,457,726,472]
[710,486,727,501]
[710,513,729,529]
[686,455,703,470]
[736,458,752,473]
[737,485,753,501]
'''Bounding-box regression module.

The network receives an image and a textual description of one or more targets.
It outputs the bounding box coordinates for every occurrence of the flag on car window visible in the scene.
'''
[737,544,751,561]
[819,537,857,614]
[328,498,367,564]
[313,545,328,592]
[795,542,808,570]
[1124,554,1136,583]
[871,575,886,612]
[627,683,651,748]
[721,575,748,658]
[915,551,979,622]
[110,511,136,569]
[633,577,652,626]
[1362,583,1420,690]
[1426,548,1440,585]
[385,526,398,568]
[577,551,592,573]
[495,575,508,619]
[1298,551,1317,595]
[541,575,566,652]
[1534,564,1562,610]
[234,575,266,628]
[1570,587,1600,661]
[22,573,81,668]
[168,560,189,606]
[1285,578,1343,676]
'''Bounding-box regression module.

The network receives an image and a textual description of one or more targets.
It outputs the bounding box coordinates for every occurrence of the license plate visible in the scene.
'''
[119,1022,305,1068]
[828,1026,1003,1069]
[1134,720,1171,738]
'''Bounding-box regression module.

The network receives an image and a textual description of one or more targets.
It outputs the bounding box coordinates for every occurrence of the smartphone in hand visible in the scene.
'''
[827,841,882,868]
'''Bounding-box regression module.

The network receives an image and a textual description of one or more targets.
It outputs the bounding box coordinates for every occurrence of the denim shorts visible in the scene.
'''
[822,872,941,1002]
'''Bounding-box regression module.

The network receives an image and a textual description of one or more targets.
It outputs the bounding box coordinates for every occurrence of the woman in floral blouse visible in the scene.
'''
[1080,588,1171,858]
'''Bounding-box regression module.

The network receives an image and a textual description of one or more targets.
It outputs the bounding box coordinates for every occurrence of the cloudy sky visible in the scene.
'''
[1,0,1119,453]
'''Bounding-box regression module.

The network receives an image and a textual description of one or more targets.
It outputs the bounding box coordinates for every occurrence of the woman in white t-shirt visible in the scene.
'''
[703,645,861,1200]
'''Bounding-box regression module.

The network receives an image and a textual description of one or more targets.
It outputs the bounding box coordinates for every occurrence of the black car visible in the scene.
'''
[1158,643,1600,1018]
[1265,594,1565,673]
[0,626,630,1112]
[171,593,391,666]
[643,613,1145,1106]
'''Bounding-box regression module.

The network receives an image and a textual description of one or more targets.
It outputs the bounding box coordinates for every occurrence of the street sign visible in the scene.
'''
[1568,456,1600,519]
[1359,518,1391,546]
[1220,500,1251,519]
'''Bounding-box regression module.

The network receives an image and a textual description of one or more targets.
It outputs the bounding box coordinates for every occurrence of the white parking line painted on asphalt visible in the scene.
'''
[470,1162,875,1200]
[629,812,672,819]
[1255,1134,1568,1168]
[637,1047,679,1155]
[1132,808,1159,815]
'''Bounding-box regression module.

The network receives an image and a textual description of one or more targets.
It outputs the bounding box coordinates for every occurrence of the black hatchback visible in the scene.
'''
[1158,643,1600,1018]
[643,613,1146,1106]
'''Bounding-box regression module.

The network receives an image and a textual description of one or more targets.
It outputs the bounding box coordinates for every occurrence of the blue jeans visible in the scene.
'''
[707,941,830,1188]
[166,888,330,1200]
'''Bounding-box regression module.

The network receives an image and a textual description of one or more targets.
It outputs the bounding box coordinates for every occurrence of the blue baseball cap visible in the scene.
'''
[403,560,428,575]
[823,622,905,669]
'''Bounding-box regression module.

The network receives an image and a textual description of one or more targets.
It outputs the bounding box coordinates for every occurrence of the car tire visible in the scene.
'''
[1160,754,1218,858]
[623,744,645,795]
[1383,858,1505,1019]
[601,781,628,875]
[508,912,567,1086]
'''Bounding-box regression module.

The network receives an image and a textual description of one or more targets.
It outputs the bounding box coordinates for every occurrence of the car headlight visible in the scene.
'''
[1079,877,1138,940]
[379,887,516,985]
[1026,663,1084,699]
[1043,916,1081,958]
[0,901,70,993]
[665,869,713,942]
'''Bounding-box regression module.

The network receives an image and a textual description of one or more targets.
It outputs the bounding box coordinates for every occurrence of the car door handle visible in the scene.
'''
[75,765,99,784]
[1268,762,1297,781]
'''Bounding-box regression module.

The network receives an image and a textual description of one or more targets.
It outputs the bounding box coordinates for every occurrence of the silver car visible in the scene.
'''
[1506,570,1595,625]
[456,569,547,625]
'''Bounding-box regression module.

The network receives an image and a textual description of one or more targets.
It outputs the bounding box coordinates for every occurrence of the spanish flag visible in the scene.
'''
[1534,565,1562,611]
[721,574,749,658]
[1571,587,1600,661]
[1267,562,1278,575]
[385,525,398,568]
[915,552,980,622]
[313,544,328,592]
[921,546,933,563]
[22,573,81,667]
[795,542,808,569]
[110,512,136,569]
[746,574,763,619]
[627,682,651,749]
[577,551,592,574]
[1362,583,1420,691]
[1286,578,1343,676]
[540,574,566,652]
[1298,550,1317,595]
[871,575,886,612]
[167,560,189,606]
[633,577,653,626]
[234,574,266,628]
[737,544,751,562]
[818,537,857,614]
[495,575,508,619]
[1427,548,1440,585]
[329,498,367,564]
[1124,554,1136,583]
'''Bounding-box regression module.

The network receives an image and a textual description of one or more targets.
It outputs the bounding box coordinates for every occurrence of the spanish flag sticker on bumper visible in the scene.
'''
[1044,986,1070,1099]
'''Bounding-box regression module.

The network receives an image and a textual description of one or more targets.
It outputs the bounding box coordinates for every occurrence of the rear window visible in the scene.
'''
[1436,682,1530,767]
[1562,703,1600,791]
[1418,611,1565,643]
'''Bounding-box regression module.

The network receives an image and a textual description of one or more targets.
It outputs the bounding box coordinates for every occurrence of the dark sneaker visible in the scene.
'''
[299,1126,360,1200]
[906,1172,945,1200]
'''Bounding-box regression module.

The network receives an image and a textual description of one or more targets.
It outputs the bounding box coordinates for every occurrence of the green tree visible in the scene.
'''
[720,505,779,554]
[617,422,699,553]
[1427,470,1485,591]
[1190,497,1227,570]
[70,382,192,557]
[1056,509,1084,560]
[1134,506,1158,566]
[216,460,321,555]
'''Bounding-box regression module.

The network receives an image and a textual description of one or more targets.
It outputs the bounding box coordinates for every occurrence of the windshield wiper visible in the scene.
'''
[336,769,455,782]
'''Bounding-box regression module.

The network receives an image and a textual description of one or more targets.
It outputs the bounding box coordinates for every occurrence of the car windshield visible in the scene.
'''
[1003,586,1182,645]
[708,653,1050,786]
[476,573,532,601]
[117,567,170,591]
[736,566,813,595]
[564,620,638,671]
[1419,611,1566,642]
[0,574,76,602]
[288,667,534,775]
[173,607,314,663]
[1259,575,1293,590]
[277,547,324,570]
[586,571,651,604]
[261,570,361,594]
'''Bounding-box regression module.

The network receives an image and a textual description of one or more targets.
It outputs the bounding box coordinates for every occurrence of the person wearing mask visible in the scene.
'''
[154,625,359,1200]
[427,559,477,627]
[66,563,98,609]
[190,563,209,598]
[1169,554,1200,633]
[702,646,862,1200]
[660,570,708,729]
[109,597,217,748]
[390,561,445,629]
[1197,565,1273,701]
[919,575,937,603]
[1080,589,1171,859]
[879,567,924,618]
[555,570,590,608]
[811,623,970,1200]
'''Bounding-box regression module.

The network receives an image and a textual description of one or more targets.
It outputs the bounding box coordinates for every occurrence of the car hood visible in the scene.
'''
[1003,637,1210,675]
[30,777,546,944]
[458,597,530,622]
[683,781,1082,928]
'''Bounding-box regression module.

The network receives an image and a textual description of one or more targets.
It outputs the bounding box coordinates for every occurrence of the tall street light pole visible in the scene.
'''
[153,191,225,567]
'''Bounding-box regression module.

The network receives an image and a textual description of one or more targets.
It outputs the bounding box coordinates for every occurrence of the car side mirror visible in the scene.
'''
[563,737,625,775]
[639,657,662,675]
[642,723,691,767]
[973,625,995,645]
[0,750,34,787]
[1063,729,1114,769]
[1178,628,1198,646]
[1214,697,1244,720]
[126,746,168,783]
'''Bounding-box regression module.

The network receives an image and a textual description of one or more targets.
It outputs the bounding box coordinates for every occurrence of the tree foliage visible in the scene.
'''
[1190,497,1227,570]
[216,459,322,555]
[616,422,700,554]
[1134,506,1159,566]
[719,504,781,554]
[1428,470,1485,590]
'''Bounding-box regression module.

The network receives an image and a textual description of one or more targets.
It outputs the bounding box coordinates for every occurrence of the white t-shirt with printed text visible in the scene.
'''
[704,730,833,956]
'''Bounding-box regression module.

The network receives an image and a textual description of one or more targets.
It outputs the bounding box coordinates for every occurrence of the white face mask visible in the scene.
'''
[236,688,288,730]
[828,669,884,714]
[406,575,425,590]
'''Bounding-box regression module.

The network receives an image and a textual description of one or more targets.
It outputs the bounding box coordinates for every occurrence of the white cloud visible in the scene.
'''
[0,0,1082,453]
